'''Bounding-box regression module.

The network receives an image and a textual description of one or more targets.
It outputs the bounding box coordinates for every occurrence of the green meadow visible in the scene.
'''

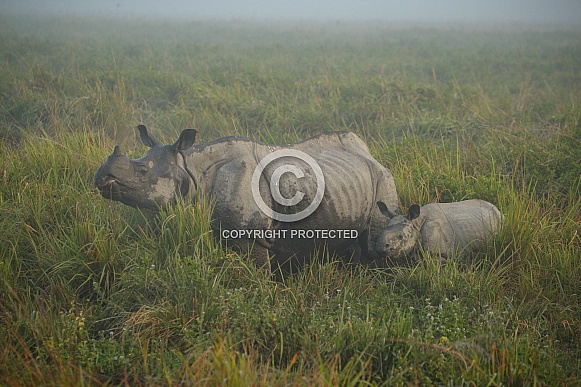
[1,15,580,385]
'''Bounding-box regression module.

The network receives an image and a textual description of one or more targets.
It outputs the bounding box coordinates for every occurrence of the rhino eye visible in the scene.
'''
[137,164,149,174]
[398,233,403,240]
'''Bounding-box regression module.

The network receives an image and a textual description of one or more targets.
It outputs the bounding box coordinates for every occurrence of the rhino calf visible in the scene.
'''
[374,199,502,261]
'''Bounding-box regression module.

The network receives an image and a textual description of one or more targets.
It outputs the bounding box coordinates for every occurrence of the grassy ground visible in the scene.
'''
[1,15,580,385]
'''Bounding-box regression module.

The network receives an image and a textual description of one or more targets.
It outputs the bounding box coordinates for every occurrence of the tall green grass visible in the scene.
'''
[1,15,580,385]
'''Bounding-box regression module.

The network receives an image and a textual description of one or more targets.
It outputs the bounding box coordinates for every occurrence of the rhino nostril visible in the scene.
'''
[97,175,117,188]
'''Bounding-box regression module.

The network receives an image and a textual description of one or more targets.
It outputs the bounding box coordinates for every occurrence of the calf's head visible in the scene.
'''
[94,125,197,211]
[374,202,425,259]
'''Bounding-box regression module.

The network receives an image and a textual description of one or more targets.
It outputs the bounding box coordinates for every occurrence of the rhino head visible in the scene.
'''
[374,202,425,259]
[94,125,197,211]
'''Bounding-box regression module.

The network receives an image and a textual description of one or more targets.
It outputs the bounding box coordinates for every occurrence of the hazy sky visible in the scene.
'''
[2,0,581,24]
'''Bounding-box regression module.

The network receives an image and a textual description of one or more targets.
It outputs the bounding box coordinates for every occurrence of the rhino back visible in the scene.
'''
[293,131,371,154]
[420,200,501,256]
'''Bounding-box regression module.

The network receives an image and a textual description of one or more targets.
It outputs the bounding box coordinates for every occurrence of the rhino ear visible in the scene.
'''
[173,129,197,152]
[377,201,396,218]
[138,125,162,148]
[407,204,421,220]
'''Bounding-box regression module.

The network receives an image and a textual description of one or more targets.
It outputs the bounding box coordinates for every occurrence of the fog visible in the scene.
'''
[2,0,581,25]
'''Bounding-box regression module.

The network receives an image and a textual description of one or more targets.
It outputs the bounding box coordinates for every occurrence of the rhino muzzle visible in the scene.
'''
[94,146,129,194]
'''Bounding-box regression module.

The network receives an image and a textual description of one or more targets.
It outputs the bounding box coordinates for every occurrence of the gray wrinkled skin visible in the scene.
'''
[374,199,502,262]
[95,125,399,272]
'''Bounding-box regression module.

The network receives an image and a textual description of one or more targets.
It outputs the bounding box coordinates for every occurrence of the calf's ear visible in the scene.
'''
[173,129,197,152]
[138,125,162,148]
[377,201,396,218]
[407,204,421,220]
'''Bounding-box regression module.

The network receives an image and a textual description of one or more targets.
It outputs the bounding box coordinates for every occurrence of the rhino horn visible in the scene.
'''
[111,145,123,157]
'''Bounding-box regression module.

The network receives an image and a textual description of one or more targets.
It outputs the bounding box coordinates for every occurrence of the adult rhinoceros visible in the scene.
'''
[95,125,399,272]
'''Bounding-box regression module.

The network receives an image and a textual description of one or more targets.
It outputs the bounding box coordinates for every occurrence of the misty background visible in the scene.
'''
[1,0,580,25]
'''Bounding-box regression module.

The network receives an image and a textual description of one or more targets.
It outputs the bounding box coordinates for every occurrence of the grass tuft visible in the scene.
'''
[1,15,579,385]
